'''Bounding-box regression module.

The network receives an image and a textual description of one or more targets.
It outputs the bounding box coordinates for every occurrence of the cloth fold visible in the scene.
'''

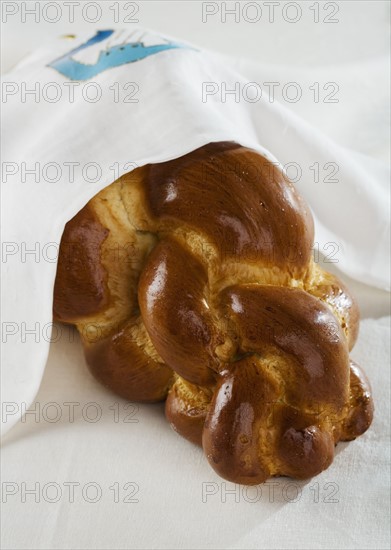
[1,27,390,437]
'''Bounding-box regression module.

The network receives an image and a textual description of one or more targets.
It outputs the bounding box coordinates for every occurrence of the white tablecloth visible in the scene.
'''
[2,316,389,550]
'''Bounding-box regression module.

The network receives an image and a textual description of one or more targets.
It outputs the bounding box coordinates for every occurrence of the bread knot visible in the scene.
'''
[54,142,373,484]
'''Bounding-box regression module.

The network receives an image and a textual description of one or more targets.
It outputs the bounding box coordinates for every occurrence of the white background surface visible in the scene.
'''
[1,1,390,549]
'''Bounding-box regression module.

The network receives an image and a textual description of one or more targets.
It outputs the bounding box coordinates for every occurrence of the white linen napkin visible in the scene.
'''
[1,27,390,436]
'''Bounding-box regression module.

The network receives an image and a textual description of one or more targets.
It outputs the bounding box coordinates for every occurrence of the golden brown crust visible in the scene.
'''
[277,423,335,480]
[165,377,212,446]
[53,170,170,403]
[53,142,373,483]
[53,204,110,322]
[145,142,314,272]
[138,237,218,386]
[220,285,350,408]
[83,317,173,402]
[306,266,360,350]
[341,361,374,440]
[202,356,279,484]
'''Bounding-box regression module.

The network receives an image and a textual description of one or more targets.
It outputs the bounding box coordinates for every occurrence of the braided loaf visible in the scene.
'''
[54,142,373,484]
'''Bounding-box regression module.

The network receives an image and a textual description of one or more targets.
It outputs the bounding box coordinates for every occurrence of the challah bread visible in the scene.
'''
[53,142,373,484]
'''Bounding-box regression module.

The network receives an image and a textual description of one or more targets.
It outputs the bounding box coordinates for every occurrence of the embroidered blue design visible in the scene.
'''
[48,30,192,81]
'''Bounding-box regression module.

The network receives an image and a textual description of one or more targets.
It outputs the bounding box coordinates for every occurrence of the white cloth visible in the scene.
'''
[1,27,389,436]
[2,316,389,550]
[1,25,390,550]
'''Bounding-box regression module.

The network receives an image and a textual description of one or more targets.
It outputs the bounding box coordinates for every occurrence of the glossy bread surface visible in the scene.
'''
[54,142,373,484]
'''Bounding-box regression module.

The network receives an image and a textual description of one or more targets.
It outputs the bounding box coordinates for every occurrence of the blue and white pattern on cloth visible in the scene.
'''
[47,29,193,80]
